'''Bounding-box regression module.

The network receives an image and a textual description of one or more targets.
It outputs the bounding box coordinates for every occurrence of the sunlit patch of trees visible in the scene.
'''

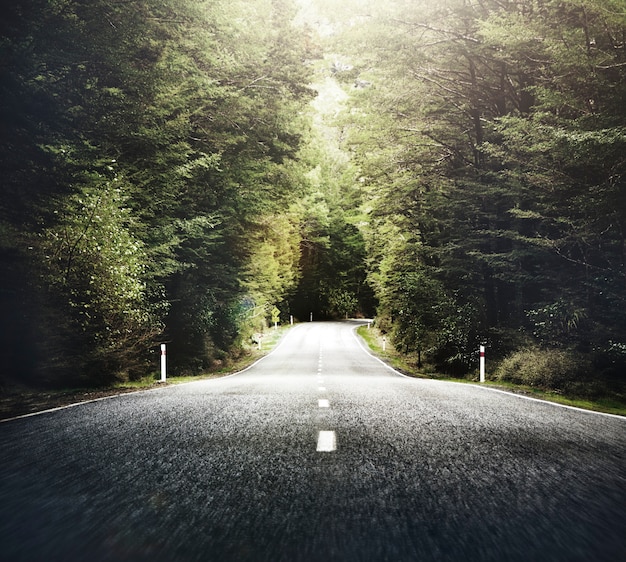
[319,0,626,392]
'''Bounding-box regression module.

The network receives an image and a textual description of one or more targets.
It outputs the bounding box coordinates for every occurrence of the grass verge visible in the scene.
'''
[356,326,626,417]
[356,324,421,377]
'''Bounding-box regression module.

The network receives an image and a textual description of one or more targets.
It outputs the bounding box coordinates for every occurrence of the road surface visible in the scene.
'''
[1,321,625,561]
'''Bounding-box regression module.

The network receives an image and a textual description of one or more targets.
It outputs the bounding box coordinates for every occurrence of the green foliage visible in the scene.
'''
[0,0,314,385]
[494,348,593,394]
[40,177,161,372]
[327,289,359,319]
[526,300,589,347]
[290,104,376,319]
[243,212,302,307]
[308,0,626,383]
[293,198,372,319]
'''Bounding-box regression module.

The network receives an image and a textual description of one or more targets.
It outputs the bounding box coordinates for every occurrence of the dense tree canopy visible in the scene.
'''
[0,0,317,383]
[311,0,626,387]
[1,0,624,395]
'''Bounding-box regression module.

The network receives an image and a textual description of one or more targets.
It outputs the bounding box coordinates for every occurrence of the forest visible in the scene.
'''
[1,0,624,399]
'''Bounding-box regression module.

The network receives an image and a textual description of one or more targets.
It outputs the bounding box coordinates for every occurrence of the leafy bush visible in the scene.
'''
[494,347,592,392]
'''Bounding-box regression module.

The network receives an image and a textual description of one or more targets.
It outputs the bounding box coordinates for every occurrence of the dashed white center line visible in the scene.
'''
[317,431,336,452]
[318,386,326,392]
[318,399,330,408]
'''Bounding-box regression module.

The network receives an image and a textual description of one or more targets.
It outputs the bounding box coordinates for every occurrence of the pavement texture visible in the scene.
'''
[1,321,625,561]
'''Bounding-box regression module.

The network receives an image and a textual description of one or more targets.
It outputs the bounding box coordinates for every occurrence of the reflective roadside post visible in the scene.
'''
[160,344,167,382]
[479,345,485,383]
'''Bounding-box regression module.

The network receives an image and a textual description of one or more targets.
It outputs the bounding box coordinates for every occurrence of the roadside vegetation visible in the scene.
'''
[357,326,626,417]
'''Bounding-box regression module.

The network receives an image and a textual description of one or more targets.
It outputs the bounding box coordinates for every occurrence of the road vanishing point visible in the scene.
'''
[1,321,625,561]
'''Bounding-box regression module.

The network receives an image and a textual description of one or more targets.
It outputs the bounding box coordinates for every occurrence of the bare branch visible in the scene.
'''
[595,61,626,69]
[389,19,481,45]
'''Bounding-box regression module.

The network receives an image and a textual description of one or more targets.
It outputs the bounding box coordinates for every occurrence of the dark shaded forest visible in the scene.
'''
[1,0,624,397]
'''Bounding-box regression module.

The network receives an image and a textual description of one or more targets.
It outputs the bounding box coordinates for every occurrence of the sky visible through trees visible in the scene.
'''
[1,0,624,398]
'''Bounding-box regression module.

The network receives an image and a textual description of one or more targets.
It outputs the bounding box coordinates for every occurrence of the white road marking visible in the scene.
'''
[318,386,326,392]
[318,399,330,408]
[317,431,336,452]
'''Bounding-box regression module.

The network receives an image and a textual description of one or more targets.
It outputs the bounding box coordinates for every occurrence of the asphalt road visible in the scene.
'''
[1,321,625,561]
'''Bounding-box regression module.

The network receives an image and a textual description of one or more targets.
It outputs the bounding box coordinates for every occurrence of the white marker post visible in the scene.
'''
[382,336,387,352]
[310,312,313,322]
[160,344,167,382]
[479,345,485,383]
